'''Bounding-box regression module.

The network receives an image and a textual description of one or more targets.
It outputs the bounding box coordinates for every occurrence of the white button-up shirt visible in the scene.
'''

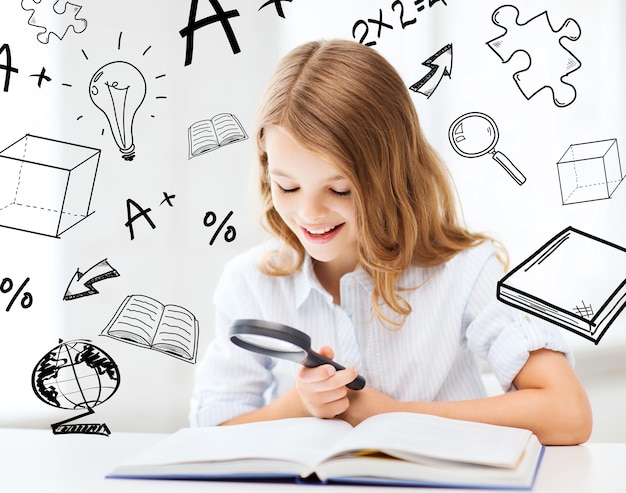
[190,241,572,426]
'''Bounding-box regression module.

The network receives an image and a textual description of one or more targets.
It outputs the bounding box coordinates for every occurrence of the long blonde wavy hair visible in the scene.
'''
[256,39,499,328]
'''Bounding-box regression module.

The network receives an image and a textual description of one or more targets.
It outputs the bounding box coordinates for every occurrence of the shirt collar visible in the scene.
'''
[295,254,332,308]
[294,254,374,309]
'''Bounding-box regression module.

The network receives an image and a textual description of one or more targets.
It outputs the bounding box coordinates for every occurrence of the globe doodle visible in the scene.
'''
[31,339,120,435]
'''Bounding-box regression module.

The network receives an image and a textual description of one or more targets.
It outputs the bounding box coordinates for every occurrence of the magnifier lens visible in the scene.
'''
[229,319,366,390]
[451,115,497,155]
[234,334,304,353]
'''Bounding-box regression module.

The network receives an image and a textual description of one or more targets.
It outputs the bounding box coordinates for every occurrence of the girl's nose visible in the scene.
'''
[298,195,327,223]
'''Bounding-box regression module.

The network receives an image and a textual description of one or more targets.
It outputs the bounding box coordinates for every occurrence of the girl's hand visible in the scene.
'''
[339,386,400,426]
[295,345,358,419]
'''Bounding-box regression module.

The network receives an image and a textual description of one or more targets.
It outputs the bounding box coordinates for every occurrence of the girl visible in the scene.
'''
[190,39,592,445]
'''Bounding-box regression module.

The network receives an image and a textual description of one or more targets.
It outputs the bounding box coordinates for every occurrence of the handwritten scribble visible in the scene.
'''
[1,276,33,311]
[259,0,293,18]
[0,43,19,92]
[180,0,241,65]
[573,301,593,318]
[203,210,237,245]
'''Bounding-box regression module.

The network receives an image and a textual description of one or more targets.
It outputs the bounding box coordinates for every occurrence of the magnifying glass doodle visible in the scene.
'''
[229,319,366,391]
[448,112,526,185]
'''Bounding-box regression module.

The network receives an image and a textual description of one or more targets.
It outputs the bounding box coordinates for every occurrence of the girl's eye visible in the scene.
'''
[331,189,351,197]
[276,183,299,194]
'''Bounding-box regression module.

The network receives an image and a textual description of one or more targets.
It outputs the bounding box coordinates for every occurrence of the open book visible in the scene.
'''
[188,113,247,157]
[101,294,199,363]
[497,226,626,344]
[107,412,543,489]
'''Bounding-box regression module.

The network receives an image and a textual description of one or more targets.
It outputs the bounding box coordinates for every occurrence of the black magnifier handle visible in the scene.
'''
[303,351,366,391]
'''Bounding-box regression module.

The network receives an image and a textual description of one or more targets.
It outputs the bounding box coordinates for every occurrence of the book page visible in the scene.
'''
[152,305,198,361]
[212,113,247,146]
[323,412,532,469]
[102,295,164,346]
[118,418,353,472]
[316,435,542,487]
[188,119,218,156]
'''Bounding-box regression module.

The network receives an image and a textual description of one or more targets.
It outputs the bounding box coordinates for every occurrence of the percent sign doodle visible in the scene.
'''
[203,210,237,245]
[1,277,33,311]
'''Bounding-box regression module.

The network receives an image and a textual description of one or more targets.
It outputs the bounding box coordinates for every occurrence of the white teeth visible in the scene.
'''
[306,225,336,235]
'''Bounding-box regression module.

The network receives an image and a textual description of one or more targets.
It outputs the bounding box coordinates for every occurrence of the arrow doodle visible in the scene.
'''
[409,43,453,98]
[63,259,120,300]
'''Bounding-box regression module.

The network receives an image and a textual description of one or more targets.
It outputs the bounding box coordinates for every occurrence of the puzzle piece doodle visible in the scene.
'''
[486,4,581,107]
[21,0,87,44]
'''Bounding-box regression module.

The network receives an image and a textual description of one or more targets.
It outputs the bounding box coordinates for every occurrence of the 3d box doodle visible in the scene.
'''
[0,134,100,237]
[557,139,624,205]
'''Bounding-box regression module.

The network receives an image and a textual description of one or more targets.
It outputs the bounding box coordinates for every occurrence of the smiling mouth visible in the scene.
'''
[301,223,344,241]
[305,225,339,235]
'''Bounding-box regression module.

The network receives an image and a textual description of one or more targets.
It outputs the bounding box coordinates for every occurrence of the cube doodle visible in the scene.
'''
[21,0,87,44]
[0,134,99,238]
[557,139,624,205]
[486,4,581,107]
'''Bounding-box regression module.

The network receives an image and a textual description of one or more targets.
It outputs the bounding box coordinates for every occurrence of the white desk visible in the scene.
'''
[1,428,625,493]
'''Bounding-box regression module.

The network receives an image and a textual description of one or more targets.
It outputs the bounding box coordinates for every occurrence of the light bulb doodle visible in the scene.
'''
[89,61,146,161]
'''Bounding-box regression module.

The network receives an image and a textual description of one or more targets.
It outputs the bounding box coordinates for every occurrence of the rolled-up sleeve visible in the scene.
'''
[465,253,573,392]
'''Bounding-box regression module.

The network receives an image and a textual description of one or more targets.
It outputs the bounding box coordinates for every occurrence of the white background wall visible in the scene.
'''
[0,0,624,442]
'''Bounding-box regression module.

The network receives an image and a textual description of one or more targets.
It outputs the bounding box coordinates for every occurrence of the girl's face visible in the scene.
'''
[265,126,359,276]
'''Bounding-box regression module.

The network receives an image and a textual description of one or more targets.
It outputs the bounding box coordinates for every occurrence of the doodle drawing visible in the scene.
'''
[31,339,120,435]
[497,226,626,344]
[486,4,581,107]
[409,43,453,98]
[1,276,33,312]
[89,61,147,161]
[21,0,87,44]
[188,113,248,158]
[64,259,120,300]
[102,294,199,363]
[0,134,100,238]
[203,210,237,245]
[557,139,624,205]
[448,112,526,185]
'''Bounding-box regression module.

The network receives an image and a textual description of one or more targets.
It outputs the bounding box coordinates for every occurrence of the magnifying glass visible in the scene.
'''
[448,112,526,185]
[229,319,366,391]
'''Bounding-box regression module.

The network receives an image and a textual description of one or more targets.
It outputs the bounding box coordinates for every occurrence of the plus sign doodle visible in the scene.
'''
[259,0,293,19]
[0,43,72,92]
[124,192,182,240]
[179,0,241,66]
[29,67,52,88]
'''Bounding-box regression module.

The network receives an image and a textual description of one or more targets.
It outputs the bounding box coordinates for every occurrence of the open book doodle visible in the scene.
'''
[497,226,626,344]
[107,412,543,489]
[188,113,247,158]
[101,294,199,363]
